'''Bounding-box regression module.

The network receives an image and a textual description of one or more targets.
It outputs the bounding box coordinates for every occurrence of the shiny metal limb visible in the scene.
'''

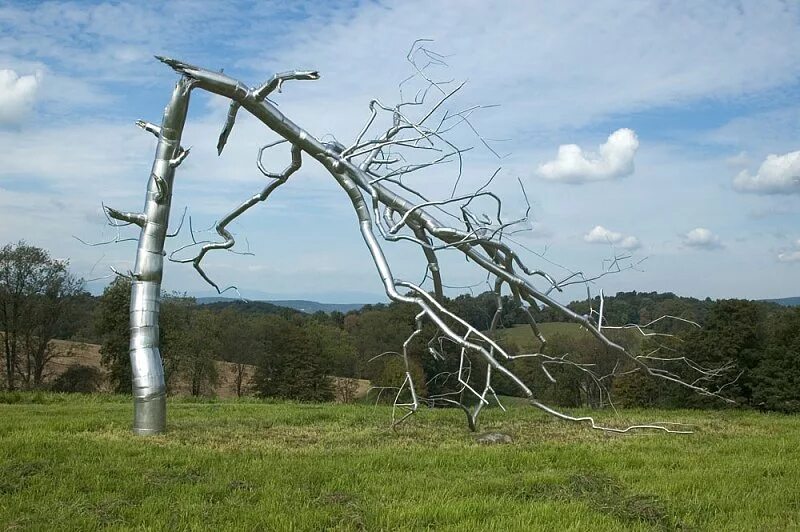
[144,55,737,435]
[391,311,425,427]
[409,221,443,300]
[127,76,194,435]
[169,143,301,294]
[105,206,147,228]
[217,70,320,155]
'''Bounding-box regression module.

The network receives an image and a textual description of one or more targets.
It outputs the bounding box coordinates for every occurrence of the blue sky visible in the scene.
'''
[1,0,798,303]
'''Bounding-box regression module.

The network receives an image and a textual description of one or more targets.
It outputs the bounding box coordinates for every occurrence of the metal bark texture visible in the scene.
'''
[103,46,737,435]
[106,77,193,434]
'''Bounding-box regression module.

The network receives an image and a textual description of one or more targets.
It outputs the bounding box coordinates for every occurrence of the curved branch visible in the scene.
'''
[169,143,302,293]
[156,55,738,433]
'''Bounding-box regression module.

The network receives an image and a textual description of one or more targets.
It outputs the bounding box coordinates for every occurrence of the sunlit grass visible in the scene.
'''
[497,322,645,352]
[1,393,798,530]
[498,322,593,348]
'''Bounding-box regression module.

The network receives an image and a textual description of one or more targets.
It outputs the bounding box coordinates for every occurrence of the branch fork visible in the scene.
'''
[139,51,739,436]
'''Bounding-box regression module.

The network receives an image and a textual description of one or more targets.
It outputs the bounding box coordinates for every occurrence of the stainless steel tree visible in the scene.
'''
[103,77,193,434]
[105,43,734,435]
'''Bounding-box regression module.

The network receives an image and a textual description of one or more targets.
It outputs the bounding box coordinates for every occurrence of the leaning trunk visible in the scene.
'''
[128,77,192,434]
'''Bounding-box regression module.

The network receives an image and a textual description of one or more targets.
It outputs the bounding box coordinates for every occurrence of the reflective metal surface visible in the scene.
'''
[111,54,734,435]
[107,76,193,435]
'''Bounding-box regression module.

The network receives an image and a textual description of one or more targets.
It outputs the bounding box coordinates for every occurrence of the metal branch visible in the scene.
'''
[410,223,443,300]
[216,70,319,155]
[602,315,701,336]
[252,70,321,101]
[145,54,741,436]
[135,119,161,138]
[166,206,188,238]
[531,400,693,434]
[169,143,301,294]
[105,206,146,228]
[74,202,146,247]
[390,311,425,427]
[136,119,190,162]
[169,146,191,168]
[216,101,241,155]
[72,234,137,247]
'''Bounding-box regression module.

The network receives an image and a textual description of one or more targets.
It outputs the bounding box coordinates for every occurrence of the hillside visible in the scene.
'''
[495,322,645,352]
[761,296,800,307]
[496,322,592,351]
[32,339,370,402]
[197,297,366,314]
[197,299,302,316]
[269,300,366,313]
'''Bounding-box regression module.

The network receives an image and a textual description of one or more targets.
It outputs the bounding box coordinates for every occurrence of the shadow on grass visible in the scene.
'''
[518,471,689,530]
[0,460,51,495]
[317,491,367,531]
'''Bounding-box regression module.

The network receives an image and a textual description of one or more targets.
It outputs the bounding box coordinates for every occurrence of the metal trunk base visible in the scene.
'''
[133,394,166,435]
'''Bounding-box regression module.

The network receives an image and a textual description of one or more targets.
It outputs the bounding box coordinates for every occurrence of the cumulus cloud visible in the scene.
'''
[777,239,800,263]
[3,1,800,297]
[0,69,40,124]
[733,150,800,194]
[583,225,641,250]
[537,129,639,183]
[682,228,723,250]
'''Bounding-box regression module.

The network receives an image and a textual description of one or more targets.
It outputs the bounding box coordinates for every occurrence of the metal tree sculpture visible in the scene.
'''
[105,44,733,435]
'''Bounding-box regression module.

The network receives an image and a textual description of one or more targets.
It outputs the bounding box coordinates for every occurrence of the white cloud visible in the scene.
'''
[0,69,40,124]
[777,239,800,263]
[725,151,750,168]
[733,150,800,194]
[538,129,639,183]
[584,225,641,250]
[2,0,800,299]
[778,250,800,263]
[245,1,800,132]
[682,228,723,250]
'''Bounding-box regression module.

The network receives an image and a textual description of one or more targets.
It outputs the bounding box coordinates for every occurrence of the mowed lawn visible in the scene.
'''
[1,394,798,530]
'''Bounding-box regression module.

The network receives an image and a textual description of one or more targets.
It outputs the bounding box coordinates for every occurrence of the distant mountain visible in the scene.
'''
[197,297,366,314]
[194,288,385,304]
[197,297,236,304]
[268,300,366,313]
[761,297,800,307]
[197,299,301,316]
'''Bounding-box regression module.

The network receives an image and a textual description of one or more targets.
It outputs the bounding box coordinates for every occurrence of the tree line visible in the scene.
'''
[0,242,86,390]
[2,242,798,412]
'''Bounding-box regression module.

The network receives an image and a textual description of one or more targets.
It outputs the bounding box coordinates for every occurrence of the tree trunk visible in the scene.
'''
[3,333,14,391]
[235,364,245,397]
[127,77,192,434]
[32,336,55,387]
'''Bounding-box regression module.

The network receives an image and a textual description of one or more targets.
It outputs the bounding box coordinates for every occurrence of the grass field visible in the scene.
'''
[496,322,645,352]
[1,394,799,530]
[497,322,592,348]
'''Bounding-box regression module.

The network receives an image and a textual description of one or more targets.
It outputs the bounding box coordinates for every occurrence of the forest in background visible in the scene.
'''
[2,241,799,412]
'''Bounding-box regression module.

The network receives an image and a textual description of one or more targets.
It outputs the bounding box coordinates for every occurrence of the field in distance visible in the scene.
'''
[497,322,595,347]
[1,393,798,530]
[39,339,370,401]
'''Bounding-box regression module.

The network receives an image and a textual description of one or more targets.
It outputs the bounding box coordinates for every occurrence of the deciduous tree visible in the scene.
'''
[96,277,132,393]
[0,241,83,390]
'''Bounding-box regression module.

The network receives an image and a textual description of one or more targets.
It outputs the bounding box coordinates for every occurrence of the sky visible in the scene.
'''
[0,0,798,304]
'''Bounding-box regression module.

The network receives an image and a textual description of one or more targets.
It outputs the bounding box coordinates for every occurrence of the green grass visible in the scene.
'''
[1,394,799,530]
[498,322,593,348]
[497,322,646,352]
